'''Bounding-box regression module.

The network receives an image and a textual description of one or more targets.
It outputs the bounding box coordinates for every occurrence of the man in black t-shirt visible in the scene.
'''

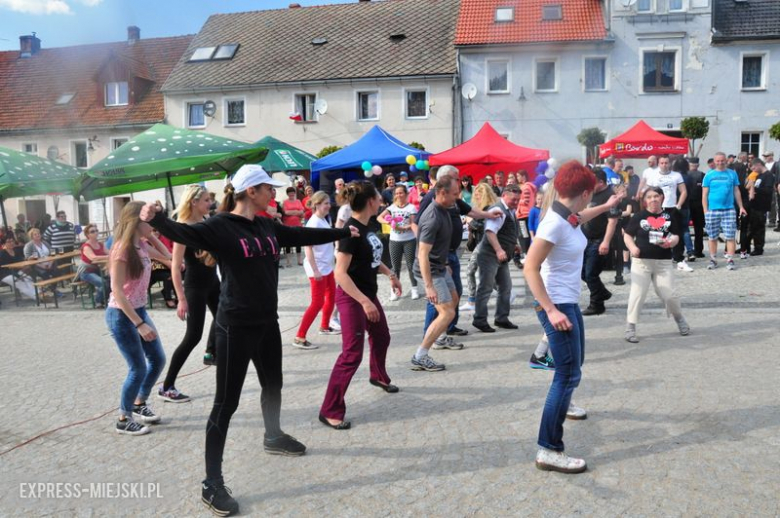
[581,168,620,315]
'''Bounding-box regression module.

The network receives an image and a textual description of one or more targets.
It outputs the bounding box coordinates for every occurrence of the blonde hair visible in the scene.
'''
[112,201,146,280]
[473,182,499,209]
[175,185,209,223]
[308,191,329,211]
[540,185,559,220]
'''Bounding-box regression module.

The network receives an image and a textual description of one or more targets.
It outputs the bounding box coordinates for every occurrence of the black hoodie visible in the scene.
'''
[150,211,349,326]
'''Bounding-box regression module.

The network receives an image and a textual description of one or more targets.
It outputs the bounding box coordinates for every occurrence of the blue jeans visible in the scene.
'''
[106,307,166,417]
[679,207,693,255]
[534,302,584,451]
[79,271,105,305]
[423,251,461,334]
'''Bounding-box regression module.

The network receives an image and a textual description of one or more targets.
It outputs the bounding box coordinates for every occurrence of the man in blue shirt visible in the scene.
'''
[702,152,747,271]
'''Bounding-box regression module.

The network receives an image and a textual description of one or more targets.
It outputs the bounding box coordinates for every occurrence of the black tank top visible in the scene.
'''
[184,246,218,286]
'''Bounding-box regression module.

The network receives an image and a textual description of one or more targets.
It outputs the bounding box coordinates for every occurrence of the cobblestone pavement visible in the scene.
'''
[1,246,779,516]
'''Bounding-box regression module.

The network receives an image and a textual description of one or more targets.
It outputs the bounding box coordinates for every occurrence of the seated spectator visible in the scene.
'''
[78,224,109,307]
[149,229,177,308]
[23,228,57,281]
[0,237,36,300]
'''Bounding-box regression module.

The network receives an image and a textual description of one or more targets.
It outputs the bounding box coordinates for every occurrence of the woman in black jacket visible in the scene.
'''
[141,165,356,518]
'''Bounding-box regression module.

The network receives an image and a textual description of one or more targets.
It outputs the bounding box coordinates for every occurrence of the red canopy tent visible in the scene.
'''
[429,123,549,181]
[599,120,688,159]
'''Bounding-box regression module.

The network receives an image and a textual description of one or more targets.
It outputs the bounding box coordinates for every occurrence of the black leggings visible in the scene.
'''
[149,269,175,301]
[205,321,283,485]
[162,279,219,390]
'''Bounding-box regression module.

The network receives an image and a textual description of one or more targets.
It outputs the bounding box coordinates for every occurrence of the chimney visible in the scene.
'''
[127,26,140,45]
[289,3,301,7]
[19,33,41,58]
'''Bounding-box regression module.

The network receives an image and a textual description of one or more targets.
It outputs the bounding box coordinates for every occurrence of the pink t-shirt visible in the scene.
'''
[108,241,151,309]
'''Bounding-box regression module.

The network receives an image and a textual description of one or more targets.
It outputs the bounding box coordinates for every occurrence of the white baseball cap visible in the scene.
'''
[231,164,285,193]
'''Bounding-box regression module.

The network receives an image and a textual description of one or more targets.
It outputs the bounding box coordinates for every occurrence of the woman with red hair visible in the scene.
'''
[523,160,621,474]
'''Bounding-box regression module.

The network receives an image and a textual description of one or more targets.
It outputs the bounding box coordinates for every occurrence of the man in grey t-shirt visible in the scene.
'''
[411,176,458,372]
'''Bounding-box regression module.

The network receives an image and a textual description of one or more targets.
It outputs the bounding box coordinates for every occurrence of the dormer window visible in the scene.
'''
[495,7,514,22]
[542,5,563,20]
[105,81,129,106]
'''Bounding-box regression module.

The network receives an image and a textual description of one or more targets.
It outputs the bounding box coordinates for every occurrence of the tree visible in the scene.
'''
[769,122,780,143]
[680,117,710,157]
[316,145,342,159]
[409,141,426,151]
[577,127,606,164]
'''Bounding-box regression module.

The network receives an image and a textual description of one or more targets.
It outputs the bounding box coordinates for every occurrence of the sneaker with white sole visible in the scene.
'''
[157,387,191,403]
[202,482,239,517]
[410,287,420,300]
[675,316,690,336]
[131,403,160,424]
[676,260,693,272]
[410,355,446,371]
[328,318,341,332]
[116,418,150,436]
[707,259,717,270]
[432,336,464,350]
[389,290,399,301]
[566,403,587,420]
[726,259,735,271]
[292,338,318,350]
[459,301,476,312]
[535,447,587,474]
[318,326,341,335]
[529,353,556,370]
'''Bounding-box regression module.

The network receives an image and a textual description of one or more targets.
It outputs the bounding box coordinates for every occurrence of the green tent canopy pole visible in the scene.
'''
[167,173,175,209]
[0,194,7,229]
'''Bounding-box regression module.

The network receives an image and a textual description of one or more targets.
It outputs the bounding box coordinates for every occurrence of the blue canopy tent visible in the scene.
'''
[310,125,431,190]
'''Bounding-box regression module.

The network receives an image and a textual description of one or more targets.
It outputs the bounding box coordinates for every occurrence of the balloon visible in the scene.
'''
[535,161,548,175]
[416,160,425,170]
[361,161,372,171]
[547,158,559,171]
[545,168,555,179]
[409,165,417,173]
[406,155,416,166]
[533,175,548,189]
[424,160,430,170]
[364,169,373,178]
[371,165,383,176]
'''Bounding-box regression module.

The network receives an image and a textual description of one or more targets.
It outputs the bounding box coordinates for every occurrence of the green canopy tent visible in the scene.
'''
[78,124,269,204]
[255,136,316,174]
[0,146,82,228]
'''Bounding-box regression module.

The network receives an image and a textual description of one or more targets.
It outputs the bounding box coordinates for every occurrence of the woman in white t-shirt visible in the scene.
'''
[294,191,341,349]
[524,161,621,475]
[378,184,419,301]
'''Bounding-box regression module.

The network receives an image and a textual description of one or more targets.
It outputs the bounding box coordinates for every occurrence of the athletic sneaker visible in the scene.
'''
[676,317,690,336]
[328,317,341,332]
[157,387,191,403]
[739,251,749,260]
[459,301,476,312]
[132,403,161,424]
[318,326,341,335]
[707,259,717,270]
[292,338,318,350]
[203,353,216,366]
[529,353,555,371]
[566,403,587,420]
[263,433,306,456]
[726,259,735,270]
[676,260,693,272]
[389,290,399,301]
[410,287,420,300]
[202,482,239,517]
[410,355,446,371]
[535,448,587,474]
[432,336,464,350]
[115,418,149,436]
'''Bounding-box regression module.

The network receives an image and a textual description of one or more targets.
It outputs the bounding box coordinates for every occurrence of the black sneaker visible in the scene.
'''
[132,402,161,424]
[115,418,149,436]
[446,326,469,336]
[203,353,216,366]
[202,483,239,517]
[529,353,556,371]
[263,433,307,456]
[581,306,605,316]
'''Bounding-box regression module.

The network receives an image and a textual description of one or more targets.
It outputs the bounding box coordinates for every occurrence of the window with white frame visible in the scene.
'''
[637,0,653,12]
[111,137,128,150]
[535,59,558,92]
[22,143,38,154]
[584,57,607,91]
[741,132,761,156]
[669,0,684,11]
[643,50,677,92]
[72,141,88,168]
[357,91,379,121]
[105,81,129,106]
[294,93,317,122]
[689,0,708,7]
[225,98,246,125]
[487,60,510,93]
[187,102,206,128]
[405,89,428,119]
[495,7,514,22]
[741,54,766,90]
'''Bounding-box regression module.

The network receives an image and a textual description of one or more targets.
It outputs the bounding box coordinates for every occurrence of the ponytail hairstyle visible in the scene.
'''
[112,201,146,280]
[176,184,209,222]
[342,180,378,212]
[219,182,248,213]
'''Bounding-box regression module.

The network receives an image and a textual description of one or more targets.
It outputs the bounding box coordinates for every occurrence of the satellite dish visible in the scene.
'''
[461,83,477,101]
[314,99,328,115]
[203,100,217,117]
[621,0,637,7]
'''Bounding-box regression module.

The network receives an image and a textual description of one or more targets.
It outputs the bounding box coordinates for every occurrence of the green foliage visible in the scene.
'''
[409,141,426,151]
[577,127,606,163]
[316,145,343,159]
[769,122,780,142]
[681,117,710,156]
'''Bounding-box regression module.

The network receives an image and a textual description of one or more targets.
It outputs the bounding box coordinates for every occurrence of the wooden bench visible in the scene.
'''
[33,273,76,308]
[70,280,97,309]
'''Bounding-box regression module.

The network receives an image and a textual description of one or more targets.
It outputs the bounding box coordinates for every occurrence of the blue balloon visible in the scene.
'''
[409,165,418,173]
[535,161,549,175]
[533,175,548,189]
[361,161,372,171]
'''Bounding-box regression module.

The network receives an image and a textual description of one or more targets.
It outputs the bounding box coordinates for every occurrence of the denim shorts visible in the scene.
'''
[705,208,736,240]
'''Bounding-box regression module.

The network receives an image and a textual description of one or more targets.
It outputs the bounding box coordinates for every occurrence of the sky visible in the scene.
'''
[0,0,355,51]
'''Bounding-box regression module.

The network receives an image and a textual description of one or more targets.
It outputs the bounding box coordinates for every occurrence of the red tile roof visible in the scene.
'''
[455,0,607,46]
[0,35,193,133]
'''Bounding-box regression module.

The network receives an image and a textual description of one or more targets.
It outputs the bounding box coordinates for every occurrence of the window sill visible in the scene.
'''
[187,125,207,130]
[105,104,129,108]
[224,123,247,127]
[405,116,429,121]
[741,87,766,92]
[357,118,380,122]
[640,90,679,95]
[487,91,511,95]
[534,90,558,94]
[584,89,609,93]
